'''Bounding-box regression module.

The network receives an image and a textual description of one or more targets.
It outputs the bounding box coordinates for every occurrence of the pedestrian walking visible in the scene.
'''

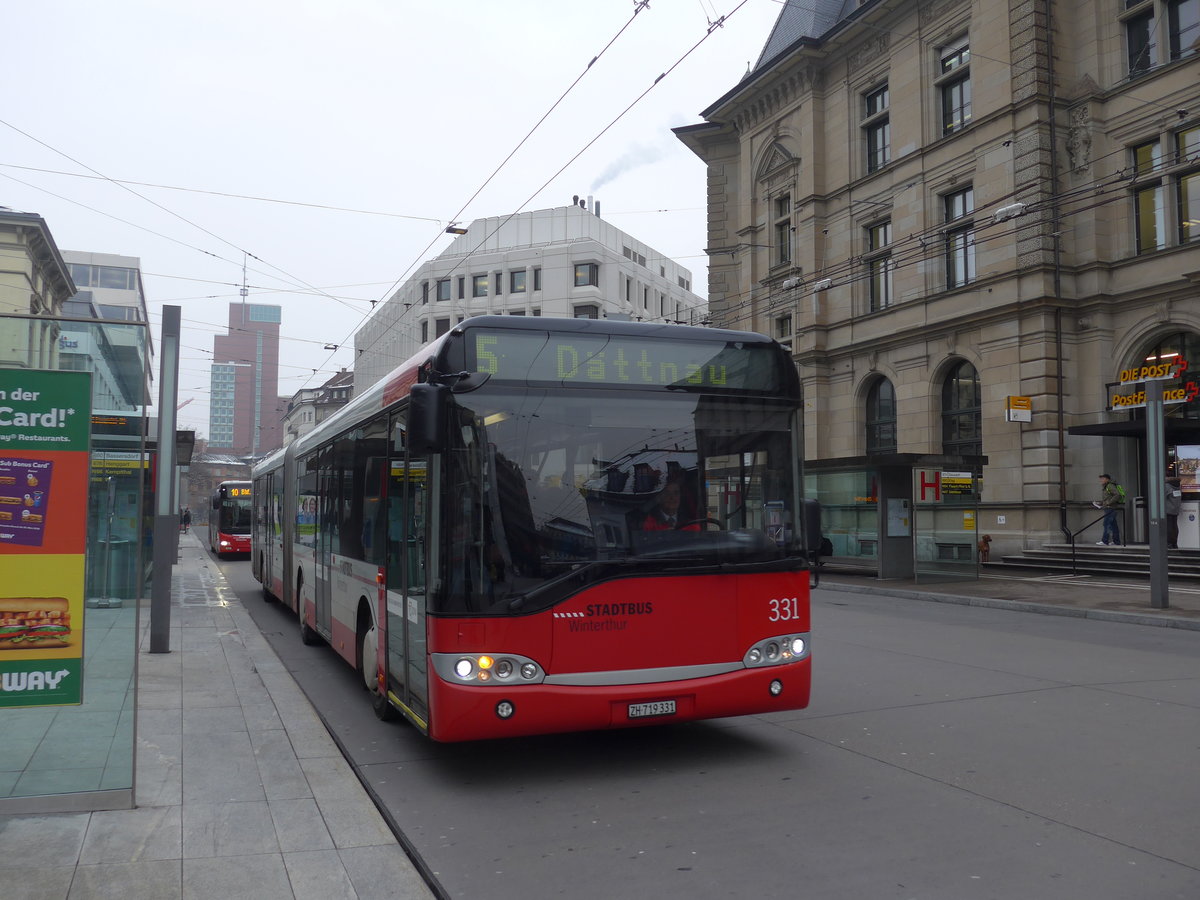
[1165,477,1182,549]
[182,507,192,533]
[1093,473,1125,545]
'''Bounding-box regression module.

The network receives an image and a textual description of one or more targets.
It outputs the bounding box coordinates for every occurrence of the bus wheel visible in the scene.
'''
[259,555,277,603]
[371,685,397,722]
[300,613,320,645]
[358,609,396,721]
[298,574,320,645]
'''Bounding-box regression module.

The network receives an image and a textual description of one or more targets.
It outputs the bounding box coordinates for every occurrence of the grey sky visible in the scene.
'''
[3,0,784,435]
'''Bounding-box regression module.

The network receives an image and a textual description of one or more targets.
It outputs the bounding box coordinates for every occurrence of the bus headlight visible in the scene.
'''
[434,653,545,685]
[743,633,810,668]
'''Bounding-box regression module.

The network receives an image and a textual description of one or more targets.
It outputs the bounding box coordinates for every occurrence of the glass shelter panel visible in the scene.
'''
[912,469,979,583]
[805,470,880,561]
[1,314,148,811]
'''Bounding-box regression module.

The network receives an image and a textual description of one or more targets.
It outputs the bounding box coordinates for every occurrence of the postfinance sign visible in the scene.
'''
[1109,382,1200,409]
[1108,357,1196,411]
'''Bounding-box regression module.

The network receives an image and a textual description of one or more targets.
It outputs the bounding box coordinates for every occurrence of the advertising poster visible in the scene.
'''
[0,370,91,708]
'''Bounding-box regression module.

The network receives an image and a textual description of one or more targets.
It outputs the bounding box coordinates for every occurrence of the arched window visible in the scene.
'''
[1132,332,1200,422]
[866,378,897,453]
[941,361,981,456]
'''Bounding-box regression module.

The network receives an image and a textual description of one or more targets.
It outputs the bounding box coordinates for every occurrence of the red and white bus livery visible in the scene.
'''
[252,316,814,742]
[209,480,252,556]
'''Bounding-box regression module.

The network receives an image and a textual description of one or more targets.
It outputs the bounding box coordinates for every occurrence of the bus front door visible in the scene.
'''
[385,453,430,725]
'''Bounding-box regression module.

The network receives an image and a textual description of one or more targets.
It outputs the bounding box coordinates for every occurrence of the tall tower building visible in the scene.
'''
[209,303,282,456]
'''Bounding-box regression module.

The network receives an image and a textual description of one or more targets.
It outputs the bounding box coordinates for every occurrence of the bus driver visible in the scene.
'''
[642,480,699,531]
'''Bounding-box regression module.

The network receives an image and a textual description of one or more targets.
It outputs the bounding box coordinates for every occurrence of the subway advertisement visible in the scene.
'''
[0,370,91,707]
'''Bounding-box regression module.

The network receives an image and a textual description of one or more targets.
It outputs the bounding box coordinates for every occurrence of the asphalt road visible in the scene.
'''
[217,556,1200,900]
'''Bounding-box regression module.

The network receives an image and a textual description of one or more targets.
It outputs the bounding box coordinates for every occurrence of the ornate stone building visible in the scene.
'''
[677,0,1200,559]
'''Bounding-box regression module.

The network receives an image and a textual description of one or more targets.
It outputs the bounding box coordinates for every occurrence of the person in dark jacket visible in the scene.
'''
[1094,474,1123,546]
[642,481,699,532]
[1165,477,1183,549]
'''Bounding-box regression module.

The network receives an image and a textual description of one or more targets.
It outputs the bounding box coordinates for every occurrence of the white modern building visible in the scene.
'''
[61,250,153,408]
[353,203,706,391]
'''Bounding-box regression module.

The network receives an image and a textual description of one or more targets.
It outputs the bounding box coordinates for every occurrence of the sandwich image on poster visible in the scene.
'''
[0,457,53,547]
[0,598,71,649]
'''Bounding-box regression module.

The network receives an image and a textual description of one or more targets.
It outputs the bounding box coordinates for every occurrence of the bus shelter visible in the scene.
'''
[805,453,986,583]
[1,313,149,813]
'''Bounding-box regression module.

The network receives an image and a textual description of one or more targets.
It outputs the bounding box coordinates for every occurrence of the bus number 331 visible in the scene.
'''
[768,597,802,622]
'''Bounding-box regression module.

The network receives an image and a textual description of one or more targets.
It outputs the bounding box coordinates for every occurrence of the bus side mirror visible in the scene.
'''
[212,496,220,510]
[801,498,823,552]
[408,382,448,453]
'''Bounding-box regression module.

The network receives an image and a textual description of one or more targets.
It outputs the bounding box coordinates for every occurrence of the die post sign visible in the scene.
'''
[1108,357,1195,410]
[0,370,91,707]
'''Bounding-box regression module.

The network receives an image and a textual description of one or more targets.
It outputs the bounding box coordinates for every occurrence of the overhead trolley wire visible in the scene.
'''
[340,0,756,378]
[0,117,367,314]
[312,0,666,386]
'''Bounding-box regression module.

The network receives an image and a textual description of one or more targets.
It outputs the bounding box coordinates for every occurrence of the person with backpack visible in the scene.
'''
[1094,474,1125,545]
[1165,477,1183,549]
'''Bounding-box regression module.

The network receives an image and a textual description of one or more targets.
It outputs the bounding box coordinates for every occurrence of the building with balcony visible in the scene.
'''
[675,0,1200,560]
[353,202,706,392]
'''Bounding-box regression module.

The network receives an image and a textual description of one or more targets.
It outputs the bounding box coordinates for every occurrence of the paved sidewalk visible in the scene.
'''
[817,566,1200,629]
[0,531,434,900]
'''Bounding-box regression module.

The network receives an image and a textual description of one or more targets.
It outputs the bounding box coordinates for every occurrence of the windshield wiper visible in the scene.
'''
[507,558,641,611]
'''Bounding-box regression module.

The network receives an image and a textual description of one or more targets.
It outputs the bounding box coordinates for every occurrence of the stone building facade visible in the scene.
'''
[676,0,1200,556]
[0,207,75,369]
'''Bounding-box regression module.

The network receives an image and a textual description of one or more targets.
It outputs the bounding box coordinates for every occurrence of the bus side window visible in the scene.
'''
[353,416,388,565]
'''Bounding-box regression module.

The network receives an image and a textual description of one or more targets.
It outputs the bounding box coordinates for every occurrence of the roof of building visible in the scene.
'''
[0,207,77,304]
[753,0,857,74]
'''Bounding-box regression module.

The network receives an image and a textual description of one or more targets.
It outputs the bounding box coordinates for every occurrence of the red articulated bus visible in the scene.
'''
[209,480,252,556]
[252,316,813,742]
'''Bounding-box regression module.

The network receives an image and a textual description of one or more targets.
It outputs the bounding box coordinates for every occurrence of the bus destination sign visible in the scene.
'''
[469,331,778,391]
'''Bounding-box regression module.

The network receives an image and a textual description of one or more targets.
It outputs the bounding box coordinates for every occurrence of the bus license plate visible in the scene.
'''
[628,700,676,719]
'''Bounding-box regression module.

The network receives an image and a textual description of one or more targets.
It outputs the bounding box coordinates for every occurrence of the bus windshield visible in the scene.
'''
[218,495,252,535]
[434,387,799,615]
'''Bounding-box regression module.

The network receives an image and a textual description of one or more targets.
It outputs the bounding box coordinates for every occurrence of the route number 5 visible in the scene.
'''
[476,336,499,374]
